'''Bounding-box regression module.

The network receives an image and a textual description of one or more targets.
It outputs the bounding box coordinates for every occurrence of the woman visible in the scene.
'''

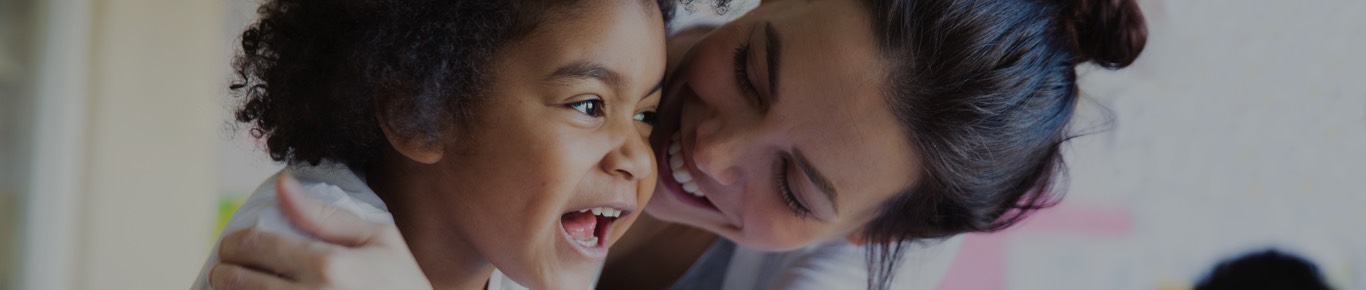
[208,0,1147,289]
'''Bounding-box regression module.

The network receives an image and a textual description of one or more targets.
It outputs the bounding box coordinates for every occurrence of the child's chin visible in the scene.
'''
[528,271,596,290]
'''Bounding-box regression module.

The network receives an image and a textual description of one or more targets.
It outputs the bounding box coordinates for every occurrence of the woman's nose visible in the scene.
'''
[691,117,745,186]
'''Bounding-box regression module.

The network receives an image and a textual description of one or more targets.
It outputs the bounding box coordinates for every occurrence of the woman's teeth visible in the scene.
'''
[669,133,706,198]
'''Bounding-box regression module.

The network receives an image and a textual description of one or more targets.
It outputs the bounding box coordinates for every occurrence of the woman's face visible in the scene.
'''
[412,1,665,289]
[647,0,921,251]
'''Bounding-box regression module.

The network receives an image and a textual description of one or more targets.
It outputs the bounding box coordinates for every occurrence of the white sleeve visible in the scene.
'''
[189,173,390,290]
[758,236,964,290]
[189,187,312,290]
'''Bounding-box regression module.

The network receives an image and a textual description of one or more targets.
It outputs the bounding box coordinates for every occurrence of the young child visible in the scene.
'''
[193,0,673,289]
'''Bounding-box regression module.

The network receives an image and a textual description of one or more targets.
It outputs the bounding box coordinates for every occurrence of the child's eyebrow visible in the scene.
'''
[547,60,663,100]
[547,61,622,89]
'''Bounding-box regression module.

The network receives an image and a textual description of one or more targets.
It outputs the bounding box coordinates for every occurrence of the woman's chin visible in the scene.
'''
[642,187,689,222]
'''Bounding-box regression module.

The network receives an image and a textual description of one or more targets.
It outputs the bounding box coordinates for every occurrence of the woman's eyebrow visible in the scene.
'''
[765,21,783,104]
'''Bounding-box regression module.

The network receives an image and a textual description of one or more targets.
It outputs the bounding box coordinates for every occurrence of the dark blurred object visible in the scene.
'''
[1195,249,1332,290]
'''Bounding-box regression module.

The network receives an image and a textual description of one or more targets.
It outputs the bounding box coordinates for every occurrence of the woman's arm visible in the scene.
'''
[209,175,432,290]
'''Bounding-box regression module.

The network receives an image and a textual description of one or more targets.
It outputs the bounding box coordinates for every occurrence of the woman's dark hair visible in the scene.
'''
[855,0,1147,289]
[232,0,675,167]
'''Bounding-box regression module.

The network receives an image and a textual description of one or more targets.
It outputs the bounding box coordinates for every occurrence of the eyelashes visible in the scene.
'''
[733,43,762,106]
[777,157,812,218]
[633,111,657,125]
[568,98,657,126]
[739,36,805,218]
[568,99,604,117]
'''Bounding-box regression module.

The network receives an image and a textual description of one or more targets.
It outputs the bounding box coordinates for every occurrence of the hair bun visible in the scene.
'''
[1063,0,1148,69]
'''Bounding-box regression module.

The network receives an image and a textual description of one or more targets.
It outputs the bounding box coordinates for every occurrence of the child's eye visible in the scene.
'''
[633,111,657,125]
[568,99,604,117]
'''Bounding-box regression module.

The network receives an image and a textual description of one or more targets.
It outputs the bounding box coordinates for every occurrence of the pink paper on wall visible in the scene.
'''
[937,204,1132,290]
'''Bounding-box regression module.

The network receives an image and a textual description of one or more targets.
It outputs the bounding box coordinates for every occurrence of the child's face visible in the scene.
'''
[424,1,664,289]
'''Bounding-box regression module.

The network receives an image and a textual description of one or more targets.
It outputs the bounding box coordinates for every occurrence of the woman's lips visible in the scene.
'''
[662,131,719,211]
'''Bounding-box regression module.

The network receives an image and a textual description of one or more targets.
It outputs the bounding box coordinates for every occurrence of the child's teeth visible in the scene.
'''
[575,236,598,247]
[581,207,623,218]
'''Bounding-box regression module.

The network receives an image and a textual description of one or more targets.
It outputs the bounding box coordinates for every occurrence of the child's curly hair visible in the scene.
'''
[232,0,675,167]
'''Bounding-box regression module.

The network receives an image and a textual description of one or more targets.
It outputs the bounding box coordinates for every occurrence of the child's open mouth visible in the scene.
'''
[560,207,624,250]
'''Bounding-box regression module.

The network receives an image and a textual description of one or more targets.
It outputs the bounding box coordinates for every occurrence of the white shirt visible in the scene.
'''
[667,236,963,290]
[190,161,527,290]
[722,237,964,290]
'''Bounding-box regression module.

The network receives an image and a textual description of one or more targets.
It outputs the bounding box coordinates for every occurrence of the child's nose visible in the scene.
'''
[601,133,654,181]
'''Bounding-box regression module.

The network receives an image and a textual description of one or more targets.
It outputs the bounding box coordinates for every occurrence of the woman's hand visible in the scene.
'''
[208,174,432,290]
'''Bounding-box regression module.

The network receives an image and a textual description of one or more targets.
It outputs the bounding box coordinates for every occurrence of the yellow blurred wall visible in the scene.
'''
[25,0,225,289]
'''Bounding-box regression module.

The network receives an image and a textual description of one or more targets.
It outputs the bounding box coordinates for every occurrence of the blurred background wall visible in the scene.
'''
[3,0,225,289]
[0,0,1362,289]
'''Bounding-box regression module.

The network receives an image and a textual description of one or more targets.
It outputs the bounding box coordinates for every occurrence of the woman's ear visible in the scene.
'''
[845,232,867,245]
[377,109,444,165]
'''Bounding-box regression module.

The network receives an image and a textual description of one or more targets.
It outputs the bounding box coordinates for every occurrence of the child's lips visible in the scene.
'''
[559,206,628,256]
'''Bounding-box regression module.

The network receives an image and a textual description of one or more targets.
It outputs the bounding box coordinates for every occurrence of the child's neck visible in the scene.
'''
[365,160,494,290]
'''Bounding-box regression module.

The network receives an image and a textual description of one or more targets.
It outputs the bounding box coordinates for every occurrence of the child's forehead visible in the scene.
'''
[531,0,664,32]
[513,0,665,56]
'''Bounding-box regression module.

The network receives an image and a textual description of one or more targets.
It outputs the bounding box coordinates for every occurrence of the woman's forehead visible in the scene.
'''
[760,0,917,213]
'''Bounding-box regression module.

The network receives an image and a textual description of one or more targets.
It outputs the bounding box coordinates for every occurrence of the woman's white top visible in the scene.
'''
[669,236,963,290]
[190,161,527,290]
[732,237,962,290]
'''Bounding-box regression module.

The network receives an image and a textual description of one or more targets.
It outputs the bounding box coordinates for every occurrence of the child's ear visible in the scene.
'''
[377,112,444,165]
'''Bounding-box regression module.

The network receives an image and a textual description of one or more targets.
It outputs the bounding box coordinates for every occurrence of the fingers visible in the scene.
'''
[209,263,295,290]
[276,173,390,247]
[218,228,326,280]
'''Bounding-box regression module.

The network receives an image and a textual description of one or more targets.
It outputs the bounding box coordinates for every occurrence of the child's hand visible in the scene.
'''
[208,173,432,290]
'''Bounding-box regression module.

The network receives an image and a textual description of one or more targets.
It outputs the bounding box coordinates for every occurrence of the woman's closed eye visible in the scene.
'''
[733,42,764,109]
[777,156,813,218]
